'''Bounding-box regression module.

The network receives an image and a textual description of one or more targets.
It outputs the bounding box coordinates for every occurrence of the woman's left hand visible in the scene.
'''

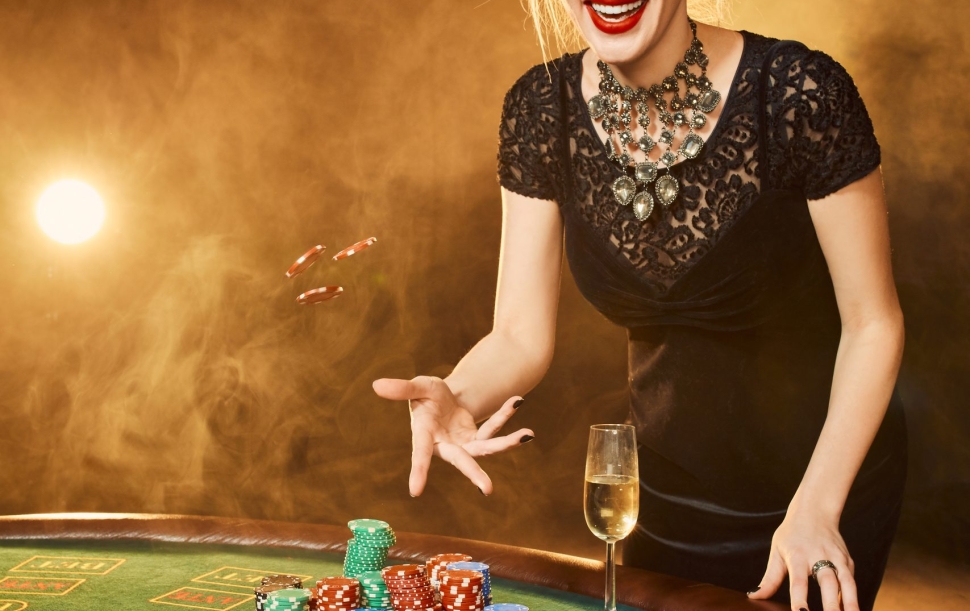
[746,506,858,611]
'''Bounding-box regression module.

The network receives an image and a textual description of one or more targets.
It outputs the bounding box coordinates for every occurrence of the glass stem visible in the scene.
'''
[605,540,617,611]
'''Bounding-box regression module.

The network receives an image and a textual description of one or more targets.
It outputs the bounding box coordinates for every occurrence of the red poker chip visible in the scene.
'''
[317,595,359,602]
[332,237,377,261]
[286,244,326,278]
[316,579,358,587]
[388,581,433,589]
[439,570,482,580]
[383,564,426,575]
[386,581,432,590]
[392,593,437,600]
[393,598,437,606]
[297,286,344,305]
[441,593,482,602]
[391,593,435,601]
[440,584,480,591]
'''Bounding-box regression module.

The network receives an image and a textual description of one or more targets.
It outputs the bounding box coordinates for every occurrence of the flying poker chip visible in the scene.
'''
[286,244,326,278]
[297,286,344,305]
[332,237,377,261]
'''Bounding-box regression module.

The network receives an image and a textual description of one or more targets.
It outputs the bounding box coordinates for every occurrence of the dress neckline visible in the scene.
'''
[571,30,752,173]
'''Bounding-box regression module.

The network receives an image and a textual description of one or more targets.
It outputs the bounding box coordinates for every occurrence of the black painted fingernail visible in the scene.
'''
[800,608,808,611]
[745,586,760,595]
[513,398,525,409]
[520,435,534,444]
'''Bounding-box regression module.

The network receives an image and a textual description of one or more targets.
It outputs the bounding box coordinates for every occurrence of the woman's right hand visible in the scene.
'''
[372,376,534,497]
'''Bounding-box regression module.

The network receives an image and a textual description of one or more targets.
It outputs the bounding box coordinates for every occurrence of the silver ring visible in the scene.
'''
[811,559,838,581]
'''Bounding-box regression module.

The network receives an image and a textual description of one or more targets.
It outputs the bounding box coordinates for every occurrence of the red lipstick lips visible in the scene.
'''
[585,0,648,35]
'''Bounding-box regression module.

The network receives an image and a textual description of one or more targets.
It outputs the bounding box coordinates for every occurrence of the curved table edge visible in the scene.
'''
[0,513,785,611]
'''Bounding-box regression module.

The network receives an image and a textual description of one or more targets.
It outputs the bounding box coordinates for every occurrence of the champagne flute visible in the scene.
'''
[584,424,639,611]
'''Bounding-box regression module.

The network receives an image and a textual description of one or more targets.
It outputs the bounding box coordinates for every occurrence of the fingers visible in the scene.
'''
[408,426,435,497]
[464,428,535,457]
[475,396,524,440]
[747,545,787,599]
[788,557,810,611]
[435,441,494,495]
[836,559,860,611]
[816,566,841,611]
[373,376,447,402]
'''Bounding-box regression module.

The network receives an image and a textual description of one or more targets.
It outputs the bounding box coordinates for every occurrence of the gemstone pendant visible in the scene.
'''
[679,133,705,159]
[696,89,721,113]
[632,191,655,220]
[655,175,679,207]
[612,176,637,206]
[588,95,608,119]
[660,150,678,167]
[635,161,658,183]
[638,134,655,153]
[691,112,707,129]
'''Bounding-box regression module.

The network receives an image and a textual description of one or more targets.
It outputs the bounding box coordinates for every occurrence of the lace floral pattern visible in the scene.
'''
[497,31,881,295]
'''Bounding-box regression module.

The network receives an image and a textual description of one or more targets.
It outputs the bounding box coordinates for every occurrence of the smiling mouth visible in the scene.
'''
[584,0,648,34]
[589,0,646,22]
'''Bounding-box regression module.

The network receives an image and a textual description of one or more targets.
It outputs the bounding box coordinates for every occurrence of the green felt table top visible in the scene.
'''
[0,540,634,611]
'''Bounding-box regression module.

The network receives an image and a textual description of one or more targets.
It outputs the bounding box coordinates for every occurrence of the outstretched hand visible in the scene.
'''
[372,376,534,497]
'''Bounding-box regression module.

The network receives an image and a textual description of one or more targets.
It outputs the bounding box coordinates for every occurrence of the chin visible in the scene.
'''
[569,0,677,65]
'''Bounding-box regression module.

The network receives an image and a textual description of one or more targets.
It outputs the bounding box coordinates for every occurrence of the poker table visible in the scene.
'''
[0,514,784,611]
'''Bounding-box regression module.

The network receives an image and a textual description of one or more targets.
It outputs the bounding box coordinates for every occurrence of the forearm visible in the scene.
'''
[445,329,553,422]
[790,314,905,520]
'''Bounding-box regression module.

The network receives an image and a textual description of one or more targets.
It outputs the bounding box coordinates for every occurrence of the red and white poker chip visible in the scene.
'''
[297,286,344,305]
[332,237,377,261]
[286,244,326,278]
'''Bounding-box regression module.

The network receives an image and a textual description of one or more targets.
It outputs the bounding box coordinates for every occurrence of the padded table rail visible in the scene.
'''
[0,513,784,611]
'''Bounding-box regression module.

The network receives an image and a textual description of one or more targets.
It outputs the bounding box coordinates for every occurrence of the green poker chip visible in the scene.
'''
[348,519,391,533]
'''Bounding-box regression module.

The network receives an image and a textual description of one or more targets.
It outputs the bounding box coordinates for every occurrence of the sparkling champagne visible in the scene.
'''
[584,474,639,542]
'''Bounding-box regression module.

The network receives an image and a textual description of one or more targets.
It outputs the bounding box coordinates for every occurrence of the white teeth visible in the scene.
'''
[591,0,645,17]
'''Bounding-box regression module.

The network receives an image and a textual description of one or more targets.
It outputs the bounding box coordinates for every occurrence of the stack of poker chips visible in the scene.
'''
[344,519,397,578]
[311,577,361,611]
[358,570,392,609]
[382,564,440,611]
[426,554,472,589]
[264,587,313,611]
[438,569,484,611]
[256,575,304,611]
[445,563,491,607]
[483,606,528,611]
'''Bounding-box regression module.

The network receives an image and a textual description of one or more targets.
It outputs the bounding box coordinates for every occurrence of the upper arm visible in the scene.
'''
[493,187,563,360]
[492,64,565,358]
[808,169,902,330]
[770,45,900,328]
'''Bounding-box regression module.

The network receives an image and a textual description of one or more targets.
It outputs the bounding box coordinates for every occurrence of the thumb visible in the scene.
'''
[372,376,440,402]
[748,546,787,599]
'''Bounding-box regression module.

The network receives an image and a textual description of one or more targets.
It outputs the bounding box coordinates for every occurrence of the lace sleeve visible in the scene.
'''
[766,45,881,200]
[496,64,561,202]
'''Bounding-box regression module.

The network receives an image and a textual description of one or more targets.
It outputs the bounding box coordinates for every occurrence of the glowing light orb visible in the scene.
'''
[36,179,106,244]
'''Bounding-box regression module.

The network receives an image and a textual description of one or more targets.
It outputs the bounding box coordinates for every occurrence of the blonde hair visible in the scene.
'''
[523,0,733,61]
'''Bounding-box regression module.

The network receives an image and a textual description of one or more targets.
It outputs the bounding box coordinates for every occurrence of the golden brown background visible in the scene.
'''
[0,0,966,564]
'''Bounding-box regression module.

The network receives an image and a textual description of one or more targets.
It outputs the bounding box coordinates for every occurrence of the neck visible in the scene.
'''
[606,10,693,88]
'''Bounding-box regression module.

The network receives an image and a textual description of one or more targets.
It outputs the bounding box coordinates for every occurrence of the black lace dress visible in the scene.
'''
[497,31,907,611]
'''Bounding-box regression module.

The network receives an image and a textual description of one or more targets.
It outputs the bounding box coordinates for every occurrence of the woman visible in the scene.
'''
[374,1,907,610]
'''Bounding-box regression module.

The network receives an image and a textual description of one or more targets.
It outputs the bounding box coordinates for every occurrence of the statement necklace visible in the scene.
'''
[587,19,722,220]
